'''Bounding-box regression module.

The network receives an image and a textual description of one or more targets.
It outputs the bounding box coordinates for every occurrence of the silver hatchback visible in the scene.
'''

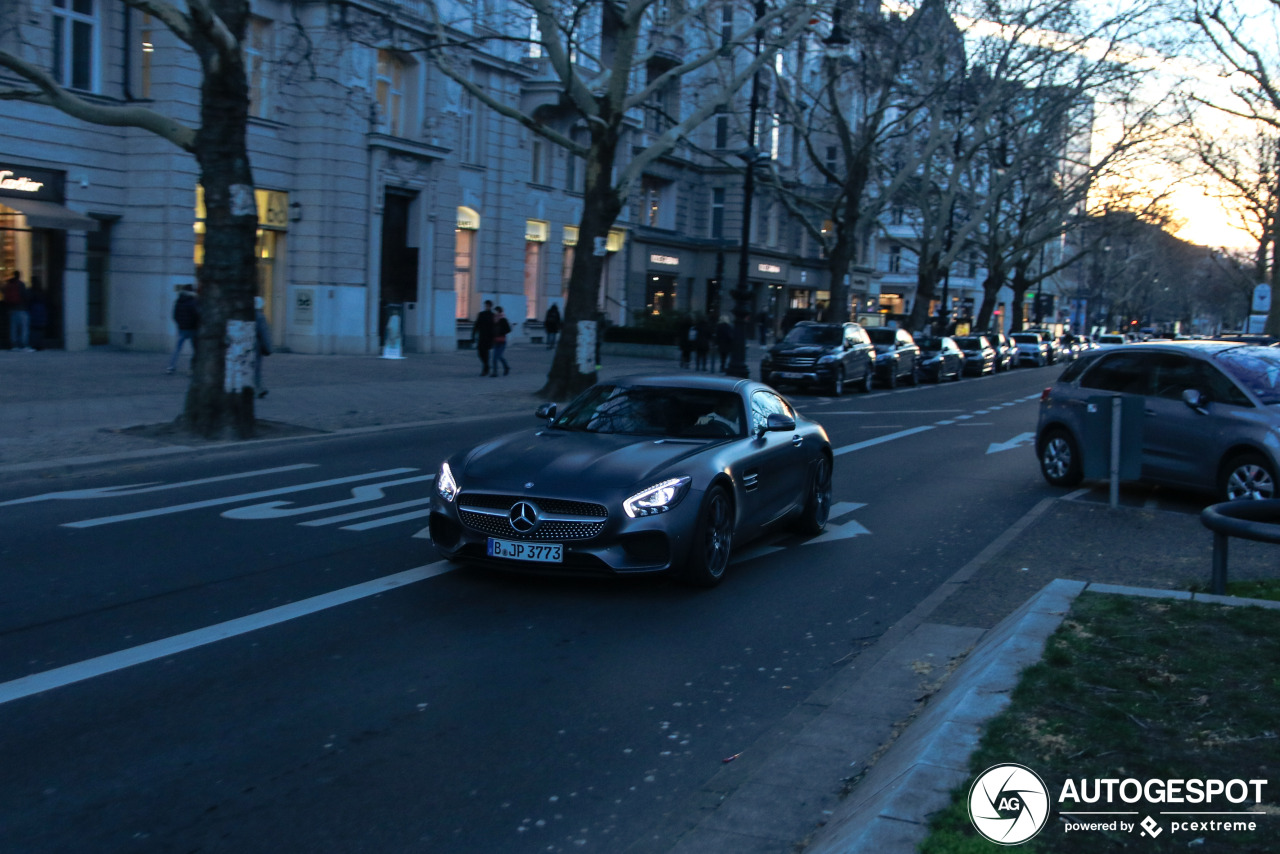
[1036,341,1280,500]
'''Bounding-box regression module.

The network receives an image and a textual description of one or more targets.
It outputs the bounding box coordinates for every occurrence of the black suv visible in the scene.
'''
[868,326,921,387]
[760,321,875,395]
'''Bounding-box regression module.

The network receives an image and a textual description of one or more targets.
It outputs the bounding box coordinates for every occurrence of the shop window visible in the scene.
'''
[52,0,99,92]
[455,206,480,319]
[525,220,549,319]
[646,276,676,316]
[247,17,274,119]
[375,50,407,137]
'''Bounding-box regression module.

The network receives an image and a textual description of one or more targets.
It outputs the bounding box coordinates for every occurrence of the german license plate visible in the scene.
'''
[780,372,807,379]
[487,538,563,563]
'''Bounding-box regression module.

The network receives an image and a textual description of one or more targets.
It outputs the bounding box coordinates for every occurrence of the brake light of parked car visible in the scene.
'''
[1041,387,1053,403]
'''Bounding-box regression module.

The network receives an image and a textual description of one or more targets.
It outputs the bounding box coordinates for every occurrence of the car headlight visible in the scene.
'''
[818,354,837,365]
[437,461,459,502]
[624,476,691,518]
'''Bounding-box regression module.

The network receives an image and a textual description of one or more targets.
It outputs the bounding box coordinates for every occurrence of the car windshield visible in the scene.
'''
[1215,347,1280,406]
[867,328,897,345]
[917,339,943,351]
[782,325,842,346]
[955,337,982,348]
[1100,335,1125,344]
[551,384,747,438]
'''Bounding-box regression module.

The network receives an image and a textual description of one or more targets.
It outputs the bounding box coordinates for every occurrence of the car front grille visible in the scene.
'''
[774,356,818,368]
[457,493,608,541]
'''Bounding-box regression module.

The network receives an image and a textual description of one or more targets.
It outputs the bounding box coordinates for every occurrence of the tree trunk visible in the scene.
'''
[541,130,624,401]
[182,1,259,438]
[1009,267,1031,332]
[906,253,942,333]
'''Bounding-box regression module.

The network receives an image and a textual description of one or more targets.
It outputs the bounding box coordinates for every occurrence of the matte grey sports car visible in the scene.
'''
[428,375,834,586]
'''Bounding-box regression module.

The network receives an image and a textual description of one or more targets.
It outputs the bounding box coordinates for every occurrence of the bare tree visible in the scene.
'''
[0,0,261,438]
[419,0,812,398]
[1186,0,1280,331]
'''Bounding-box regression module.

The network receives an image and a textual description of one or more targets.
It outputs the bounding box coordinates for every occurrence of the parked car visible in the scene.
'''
[429,374,834,586]
[1096,333,1129,348]
[955,334,997,376]
[868,326,921,387]
[1036,341,1280,501]
[759,321,875,395]
[917,336,965,382]
[985,330,1016,372]
[1012,331,1050,367]
[1026,328,1061,363]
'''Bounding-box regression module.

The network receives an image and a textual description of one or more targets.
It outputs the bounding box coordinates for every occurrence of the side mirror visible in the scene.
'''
[1182,389,1208,414]
[757,412,796,438]
[536,402,557,420]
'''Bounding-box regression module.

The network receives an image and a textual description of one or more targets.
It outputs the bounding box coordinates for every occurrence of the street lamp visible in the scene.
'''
[726,0,768,379]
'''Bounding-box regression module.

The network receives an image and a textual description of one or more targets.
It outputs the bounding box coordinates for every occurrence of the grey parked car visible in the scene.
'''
[1036,341,1280,500]
[868,326,921,388]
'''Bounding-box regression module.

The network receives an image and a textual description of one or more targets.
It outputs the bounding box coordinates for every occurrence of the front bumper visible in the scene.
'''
[429,491,701,576]
[762,364,836,387]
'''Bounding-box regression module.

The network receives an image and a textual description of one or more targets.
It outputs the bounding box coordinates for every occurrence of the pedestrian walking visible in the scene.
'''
[27,280,48,351]
[472,299,495,375]
[694,314,712,371]
[4,270,31,351]
[166,284,199,373]
[491,305,512,376]
[715,315,733,373]
[544,303,561,349]
[253,296,272,398]
[678,317,694,369]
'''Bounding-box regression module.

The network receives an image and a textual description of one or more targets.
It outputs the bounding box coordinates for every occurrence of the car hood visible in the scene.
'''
[455,428,716,493]
[768,344,834,358]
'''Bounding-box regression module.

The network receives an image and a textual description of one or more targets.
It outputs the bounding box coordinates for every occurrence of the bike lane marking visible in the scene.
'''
[0,464,318,506]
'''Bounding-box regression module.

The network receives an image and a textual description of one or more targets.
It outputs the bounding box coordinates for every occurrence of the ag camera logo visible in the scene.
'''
[969,763,1051,845]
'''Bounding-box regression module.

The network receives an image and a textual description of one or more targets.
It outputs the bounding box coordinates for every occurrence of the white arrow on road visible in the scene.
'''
[986,432,1036,455]
[805,501,870,544]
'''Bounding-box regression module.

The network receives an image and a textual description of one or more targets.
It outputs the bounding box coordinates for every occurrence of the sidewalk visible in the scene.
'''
[0,341,709,474]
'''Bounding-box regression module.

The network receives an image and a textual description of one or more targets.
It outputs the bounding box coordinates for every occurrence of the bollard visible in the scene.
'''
[1200,499,1280,595]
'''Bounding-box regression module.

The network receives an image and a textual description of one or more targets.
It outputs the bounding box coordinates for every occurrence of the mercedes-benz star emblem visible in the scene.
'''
[508,501,540,534]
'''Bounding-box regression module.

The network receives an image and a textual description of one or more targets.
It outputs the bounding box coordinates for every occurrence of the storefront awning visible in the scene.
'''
[1,197,98,231]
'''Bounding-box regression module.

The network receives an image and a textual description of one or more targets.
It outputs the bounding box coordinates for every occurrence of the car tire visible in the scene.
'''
[859,368,874,394]
[886,366,898,389]
[908,364,920,386]
[1039,428,1083,488]
[829,367,845,397]
[1220,452,1277,501]
[681,485,734,587]
[794,456,832,536]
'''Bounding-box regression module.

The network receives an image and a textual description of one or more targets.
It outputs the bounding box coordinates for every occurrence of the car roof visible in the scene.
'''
[605,373,758,393]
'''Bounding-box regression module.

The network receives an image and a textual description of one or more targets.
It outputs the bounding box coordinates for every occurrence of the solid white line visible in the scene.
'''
[834,425,935,455]
[63,468,419,528]
[0,562,454,706]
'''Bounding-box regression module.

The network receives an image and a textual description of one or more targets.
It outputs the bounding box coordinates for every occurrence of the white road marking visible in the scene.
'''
[222,475,436,520]
[834,425,935,455]
[986,432,1036,455]
[301,496,434,527]
[0,464,319,506]
[0,562,454,706]
[63,468,418,528]
[342,509,434,531]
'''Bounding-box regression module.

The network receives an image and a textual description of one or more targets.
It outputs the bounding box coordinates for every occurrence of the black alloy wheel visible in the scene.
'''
[794,457,833,536]
[682,485,734,587]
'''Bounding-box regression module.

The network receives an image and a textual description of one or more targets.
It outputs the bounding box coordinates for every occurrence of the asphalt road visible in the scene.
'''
[0,366,1060,853]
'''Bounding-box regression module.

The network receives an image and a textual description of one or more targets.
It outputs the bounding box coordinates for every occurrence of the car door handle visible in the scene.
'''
[791,435,803,447]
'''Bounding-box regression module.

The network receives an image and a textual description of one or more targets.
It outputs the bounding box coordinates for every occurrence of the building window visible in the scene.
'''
[456,207,480,319]
[715,113,729,149]
[720,4,734,46]
[138,13,154,98]
[529,14,544,58]
[247,18,273,119]
[52,0,99,92]
[460,71,487,164]
[531,135,547,184]
[375,50,407,136]
[640,176,674,229]
[710,188,725,239]
[525,220,549,318]
[888,245,902,273]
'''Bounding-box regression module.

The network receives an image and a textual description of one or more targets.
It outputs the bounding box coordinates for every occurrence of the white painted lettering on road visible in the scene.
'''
[222,475,435,519]
[0,464,319,506]
[63,468,418,528]
[0,562,454,706]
